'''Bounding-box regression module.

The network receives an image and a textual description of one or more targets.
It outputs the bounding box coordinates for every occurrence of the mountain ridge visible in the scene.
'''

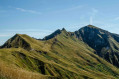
[1,25,119,79]
[41,25,119,67]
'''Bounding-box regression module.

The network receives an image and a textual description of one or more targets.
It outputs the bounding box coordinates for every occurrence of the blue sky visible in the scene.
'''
[0,0,119,45]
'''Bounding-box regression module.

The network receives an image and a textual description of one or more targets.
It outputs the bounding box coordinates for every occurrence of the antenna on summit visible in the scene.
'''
[90,16,93,25]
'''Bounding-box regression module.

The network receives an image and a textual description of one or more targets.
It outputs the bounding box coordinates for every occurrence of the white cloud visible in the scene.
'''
[16,8,41,14]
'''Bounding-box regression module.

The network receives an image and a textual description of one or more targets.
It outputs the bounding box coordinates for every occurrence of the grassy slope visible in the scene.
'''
[0,32,119,79]
[0,61,55,79]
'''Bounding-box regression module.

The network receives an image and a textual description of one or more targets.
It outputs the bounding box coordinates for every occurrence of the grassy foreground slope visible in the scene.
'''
[0,61,52,79]
[0,29,119,79]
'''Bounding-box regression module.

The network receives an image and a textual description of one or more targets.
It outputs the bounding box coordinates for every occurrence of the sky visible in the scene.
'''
[0,0,119,45]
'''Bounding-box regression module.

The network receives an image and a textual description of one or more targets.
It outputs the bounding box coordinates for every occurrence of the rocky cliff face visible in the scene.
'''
[77,25,109,54]
[74,25,119,67]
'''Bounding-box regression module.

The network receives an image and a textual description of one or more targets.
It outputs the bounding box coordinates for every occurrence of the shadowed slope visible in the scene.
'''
[75,25,119,67]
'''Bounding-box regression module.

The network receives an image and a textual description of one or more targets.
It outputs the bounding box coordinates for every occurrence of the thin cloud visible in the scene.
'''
[0,29,53,38]
[114,17,119,20]
[92,8,98,15]
[16,8,41,14]
[3,29,53,33]
[89,8,99,25]
[90,16,93,25]
[67,22,89,30]
[0,34,12,37]
[50,5,84,13]
[65,5,84,11]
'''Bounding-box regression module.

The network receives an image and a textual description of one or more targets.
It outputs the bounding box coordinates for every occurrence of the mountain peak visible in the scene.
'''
[15,33,28,36]
[14,33,21,37]
[87,24,95,27]
[15,33,21,36]
[1,34,31,50]
[84,25,99,29]
[43,29,61,40]
[62,28,66,31]
[43,28,68,40]
[14,34,26,38]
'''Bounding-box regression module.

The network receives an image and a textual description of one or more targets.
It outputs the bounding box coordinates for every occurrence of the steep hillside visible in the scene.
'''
[1,34,31,50]
[0,60,53,79]
[43,28,66,40]
[1,34,45,51]
[74,25,119,67]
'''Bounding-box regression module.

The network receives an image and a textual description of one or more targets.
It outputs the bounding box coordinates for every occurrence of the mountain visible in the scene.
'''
[74,25,119,67]
[43,28,67,40]
[1,34,31,50]
[1,25,119,79]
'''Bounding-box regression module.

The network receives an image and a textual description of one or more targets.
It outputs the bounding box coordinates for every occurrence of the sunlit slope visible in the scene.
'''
[0,61,52,79]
